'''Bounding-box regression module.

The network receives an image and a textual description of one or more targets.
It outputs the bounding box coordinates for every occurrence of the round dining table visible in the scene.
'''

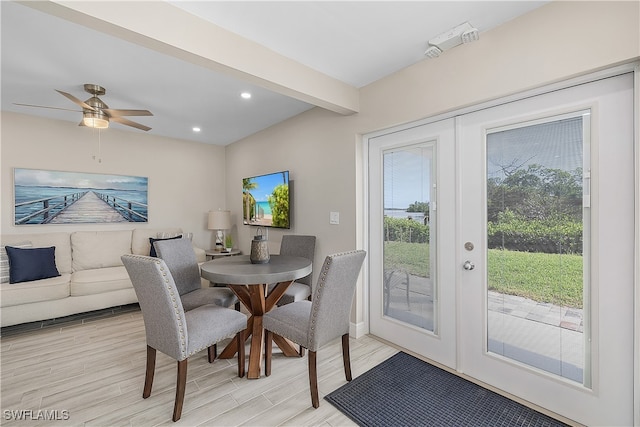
[201,255,312,379]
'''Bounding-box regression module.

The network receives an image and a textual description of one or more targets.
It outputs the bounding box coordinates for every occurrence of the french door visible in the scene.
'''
[368,72,635,425]
[368,118,457,368]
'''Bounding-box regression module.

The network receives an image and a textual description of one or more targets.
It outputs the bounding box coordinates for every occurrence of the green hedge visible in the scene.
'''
[385,212,582,254]
[383,216,429,243]
[488,211,582,254]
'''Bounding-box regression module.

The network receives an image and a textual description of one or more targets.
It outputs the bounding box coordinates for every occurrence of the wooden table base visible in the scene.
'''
[219,281,299,379]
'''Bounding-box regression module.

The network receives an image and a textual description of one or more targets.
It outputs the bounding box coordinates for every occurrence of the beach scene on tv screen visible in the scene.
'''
[242,171,289,228]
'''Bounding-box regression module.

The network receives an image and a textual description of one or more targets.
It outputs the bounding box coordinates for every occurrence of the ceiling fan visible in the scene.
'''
[15,84,153,131]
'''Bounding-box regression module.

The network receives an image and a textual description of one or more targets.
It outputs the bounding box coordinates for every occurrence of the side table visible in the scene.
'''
[205,248,242,260]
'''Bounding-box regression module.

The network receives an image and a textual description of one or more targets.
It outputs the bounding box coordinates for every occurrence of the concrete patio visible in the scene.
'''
[384,272,585,383]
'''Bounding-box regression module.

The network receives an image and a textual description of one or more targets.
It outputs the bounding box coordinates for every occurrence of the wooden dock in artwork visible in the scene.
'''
[15,190,147,224]
[48,191,129,223]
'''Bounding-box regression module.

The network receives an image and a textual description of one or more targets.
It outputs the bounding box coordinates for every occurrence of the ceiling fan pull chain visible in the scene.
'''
[97,129,102,163]
[91,127,102,163]
[92,127,96,161]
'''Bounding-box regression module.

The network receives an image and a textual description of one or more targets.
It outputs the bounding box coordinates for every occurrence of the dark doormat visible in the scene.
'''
[325,352,569,427]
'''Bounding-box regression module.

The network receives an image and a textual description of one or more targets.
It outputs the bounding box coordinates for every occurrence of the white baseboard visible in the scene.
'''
[349,320,368,338]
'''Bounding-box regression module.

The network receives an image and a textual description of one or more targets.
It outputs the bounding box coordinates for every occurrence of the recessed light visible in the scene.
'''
[241,92,252,99]
[192,127,201,132]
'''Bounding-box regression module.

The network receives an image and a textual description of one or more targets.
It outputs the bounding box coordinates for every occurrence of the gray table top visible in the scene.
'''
[200,255,312,285]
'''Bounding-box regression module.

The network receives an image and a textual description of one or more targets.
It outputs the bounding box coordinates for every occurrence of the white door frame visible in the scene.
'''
[359,62,639,424]
[367,119,457,368]
[633,64,640,427]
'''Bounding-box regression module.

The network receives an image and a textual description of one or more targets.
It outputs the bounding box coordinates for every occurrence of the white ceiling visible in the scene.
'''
[1,1,547,146]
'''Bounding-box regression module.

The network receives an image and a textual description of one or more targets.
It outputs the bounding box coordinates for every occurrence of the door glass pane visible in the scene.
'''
[486,114,589,385]
[383,144,436,332]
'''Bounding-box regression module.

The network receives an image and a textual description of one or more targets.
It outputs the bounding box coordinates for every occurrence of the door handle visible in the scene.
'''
[463,260,475,270]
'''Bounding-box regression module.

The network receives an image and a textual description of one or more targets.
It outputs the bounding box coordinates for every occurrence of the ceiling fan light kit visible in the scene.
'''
[16,83,153,131]
[82,111,109,129]
[425,21,479,59]
[81,85,110,129]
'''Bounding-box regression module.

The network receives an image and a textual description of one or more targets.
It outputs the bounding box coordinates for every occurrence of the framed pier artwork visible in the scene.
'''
[13,168,148,225]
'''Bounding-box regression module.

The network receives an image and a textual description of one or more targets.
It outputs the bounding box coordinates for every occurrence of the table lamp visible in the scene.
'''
[208,210,231,252]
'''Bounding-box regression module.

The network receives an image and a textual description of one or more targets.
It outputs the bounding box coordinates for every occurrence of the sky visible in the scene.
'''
[487,116,583,179]
[382,116,583,210]
[14,168,148,191]
[245,170,288,202]
[384,147,432,209]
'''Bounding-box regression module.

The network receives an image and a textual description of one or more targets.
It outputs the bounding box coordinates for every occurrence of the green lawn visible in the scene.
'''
[384,242,583,308]
[487,249,583,308]
[384,241,431,277]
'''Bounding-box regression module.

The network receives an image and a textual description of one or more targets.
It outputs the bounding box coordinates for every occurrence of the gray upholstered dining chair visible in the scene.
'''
[263,250,366,408]
[154,239,240,362]
[121,254,246,422]
[277,235,316,305]
[270,235,316,357]
[154,238,239,311]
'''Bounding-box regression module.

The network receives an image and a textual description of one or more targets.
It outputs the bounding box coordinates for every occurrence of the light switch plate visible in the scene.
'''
[330,211,340,225]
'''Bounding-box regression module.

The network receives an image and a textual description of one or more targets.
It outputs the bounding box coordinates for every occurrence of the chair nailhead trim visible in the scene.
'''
[308,257,332,343]
[307,251,361,347]
[125,254,244,359]
[159,263,188,358]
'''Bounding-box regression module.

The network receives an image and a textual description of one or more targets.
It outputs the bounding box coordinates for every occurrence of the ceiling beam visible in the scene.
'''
[23,0,359,115]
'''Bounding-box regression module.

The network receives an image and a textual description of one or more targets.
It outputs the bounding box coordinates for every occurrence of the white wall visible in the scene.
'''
[360,1,639,126]
[225,107,361,266]
[224,1,639,327]
[1,112,227,250]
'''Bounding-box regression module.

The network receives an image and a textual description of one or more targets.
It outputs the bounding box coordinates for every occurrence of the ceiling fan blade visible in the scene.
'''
[55,89,95,111]
[14,103,80,112]
[111,116,151,131]
[103,108,153,117]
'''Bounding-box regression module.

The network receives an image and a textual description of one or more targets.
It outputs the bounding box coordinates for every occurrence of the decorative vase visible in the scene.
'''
[250,228,270,264]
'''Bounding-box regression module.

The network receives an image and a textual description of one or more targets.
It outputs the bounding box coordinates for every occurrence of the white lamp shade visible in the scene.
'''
[208,210,231,230]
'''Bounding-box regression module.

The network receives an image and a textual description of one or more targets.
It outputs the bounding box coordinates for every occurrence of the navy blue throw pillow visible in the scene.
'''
[149,235,182,257]
[5,246,60,284]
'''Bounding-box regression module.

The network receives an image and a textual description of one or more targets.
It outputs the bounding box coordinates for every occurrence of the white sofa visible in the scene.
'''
[1,228,205,327]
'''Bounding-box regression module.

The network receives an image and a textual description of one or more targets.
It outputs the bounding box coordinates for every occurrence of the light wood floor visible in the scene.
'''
[1,308,398,426]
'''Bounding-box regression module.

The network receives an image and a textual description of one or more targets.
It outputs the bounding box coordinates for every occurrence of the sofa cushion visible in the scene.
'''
[131,228,182,256]
[5,246,60,284]
[1,242,32,284]
[0,274,70,307]
[70,266,132,296]
[149,235,182,257]
[71,230,132,271]
[1,233,72,274]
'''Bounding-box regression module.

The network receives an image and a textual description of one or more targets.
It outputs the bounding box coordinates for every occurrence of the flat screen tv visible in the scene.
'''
[242,170,290,229]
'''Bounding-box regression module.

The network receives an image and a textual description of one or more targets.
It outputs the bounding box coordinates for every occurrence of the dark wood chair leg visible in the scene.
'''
[173,359,188,422]
[308,350,319,408]
[207,344,217,363]
[264,330,273,376]
[341,333,352,381]
[237,333,245,378]
[143,345,156,398]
